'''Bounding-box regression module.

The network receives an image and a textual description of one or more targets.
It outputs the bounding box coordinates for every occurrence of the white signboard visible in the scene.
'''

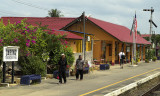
[3,46,19,62]
[127,47,130,52]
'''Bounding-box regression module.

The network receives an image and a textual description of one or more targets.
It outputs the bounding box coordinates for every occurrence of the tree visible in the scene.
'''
[48,9,64,17]
[0,19,74,75]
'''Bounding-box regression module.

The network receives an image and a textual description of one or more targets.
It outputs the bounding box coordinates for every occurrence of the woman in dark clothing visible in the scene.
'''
[75,55,84,80]
[58,54,68,84]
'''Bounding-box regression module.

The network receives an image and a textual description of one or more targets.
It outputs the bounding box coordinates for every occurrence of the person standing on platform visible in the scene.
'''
[58,54,67,84]
[119,51,125,69]
[75,55,84,80]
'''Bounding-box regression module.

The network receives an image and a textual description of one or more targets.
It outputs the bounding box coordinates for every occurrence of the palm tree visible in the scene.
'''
[48,9,64,17]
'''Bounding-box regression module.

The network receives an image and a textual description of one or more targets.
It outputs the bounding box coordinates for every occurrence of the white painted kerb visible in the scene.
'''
[104,72,160,96]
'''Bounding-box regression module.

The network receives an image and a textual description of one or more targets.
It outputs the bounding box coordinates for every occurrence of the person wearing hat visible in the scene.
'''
[58,53,68,84]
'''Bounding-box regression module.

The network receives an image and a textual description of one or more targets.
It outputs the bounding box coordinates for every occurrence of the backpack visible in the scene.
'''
[121,55,125,59]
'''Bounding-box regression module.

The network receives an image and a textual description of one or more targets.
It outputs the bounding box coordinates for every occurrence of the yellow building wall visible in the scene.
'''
[93,40,101,60]
[67,21,116,41]
[67,39,77,53]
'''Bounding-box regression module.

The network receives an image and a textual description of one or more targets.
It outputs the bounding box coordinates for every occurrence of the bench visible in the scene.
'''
[53,70,69,78]
[100,64,110,70]
[83,67,89,74]
[20,74,41,85]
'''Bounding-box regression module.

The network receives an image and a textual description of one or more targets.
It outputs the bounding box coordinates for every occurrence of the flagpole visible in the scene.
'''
[134,11,137,65]
[132,16,135,66]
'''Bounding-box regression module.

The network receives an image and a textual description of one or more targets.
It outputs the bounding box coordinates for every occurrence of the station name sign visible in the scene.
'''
[3,46,19,62]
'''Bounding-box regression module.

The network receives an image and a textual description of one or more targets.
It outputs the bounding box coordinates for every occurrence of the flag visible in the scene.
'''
[130,13,137,39]
[134,14,137,39]
[130,17,135,35]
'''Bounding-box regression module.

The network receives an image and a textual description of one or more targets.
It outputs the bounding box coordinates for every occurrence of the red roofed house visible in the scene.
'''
[0,17,93,64]
[61,16,151,64]
[0,16,151,65]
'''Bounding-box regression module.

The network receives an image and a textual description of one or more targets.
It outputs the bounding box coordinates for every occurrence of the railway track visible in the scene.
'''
[142,83,160,96]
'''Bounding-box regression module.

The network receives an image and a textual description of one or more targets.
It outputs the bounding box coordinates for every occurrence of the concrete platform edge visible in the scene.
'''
[104,72,160,96]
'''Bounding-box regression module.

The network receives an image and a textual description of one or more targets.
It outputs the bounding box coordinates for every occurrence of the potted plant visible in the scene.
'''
[145,59,149,63]
[70,66,76,76]
[152,56,157,62]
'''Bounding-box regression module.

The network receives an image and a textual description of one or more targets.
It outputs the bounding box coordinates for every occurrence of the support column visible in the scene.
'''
[127,45,131,62]
[143,45,146,60]
[2,62,6,83]
[11,61,14,83]
[139,45,142,61]
[112,40,115,65]
[124,43,126,63]
[129,44,133,63]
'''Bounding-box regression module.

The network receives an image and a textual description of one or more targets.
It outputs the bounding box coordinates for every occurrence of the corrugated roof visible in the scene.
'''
[87,17,151,45]
[0,17,82,39]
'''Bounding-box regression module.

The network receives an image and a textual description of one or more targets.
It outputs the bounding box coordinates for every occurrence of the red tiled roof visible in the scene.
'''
[1,17,76,30]
[87,17,151,45]
[141,34,151,38]
[0,17,82,39]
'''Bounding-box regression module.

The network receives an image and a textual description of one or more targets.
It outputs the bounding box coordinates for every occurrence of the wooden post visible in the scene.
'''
[2,62,6,83]
[139,45,142,60]
[112,40,115,65]
[11,61,15,83]
[143,45,146,60]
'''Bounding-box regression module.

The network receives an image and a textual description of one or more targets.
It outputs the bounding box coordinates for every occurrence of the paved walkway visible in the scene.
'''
[0,61,160,96]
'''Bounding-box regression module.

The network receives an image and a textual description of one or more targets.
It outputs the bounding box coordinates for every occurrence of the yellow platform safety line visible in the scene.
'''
[80,67,160,96]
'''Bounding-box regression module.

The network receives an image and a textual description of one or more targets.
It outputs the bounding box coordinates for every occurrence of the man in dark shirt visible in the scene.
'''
[58,54,67,84]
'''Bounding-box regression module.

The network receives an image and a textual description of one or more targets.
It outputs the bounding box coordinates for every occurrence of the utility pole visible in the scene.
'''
[82,12,86,62]
[143,7,154,43]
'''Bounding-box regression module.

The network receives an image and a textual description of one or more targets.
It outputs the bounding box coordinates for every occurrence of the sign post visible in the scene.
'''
[2,46,19,83]
[2,62,6,83]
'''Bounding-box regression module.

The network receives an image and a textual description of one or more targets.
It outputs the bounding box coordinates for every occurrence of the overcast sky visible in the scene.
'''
[0,0,160,34]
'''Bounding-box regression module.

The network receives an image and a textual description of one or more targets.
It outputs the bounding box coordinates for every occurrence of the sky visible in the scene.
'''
[0,0,160,34]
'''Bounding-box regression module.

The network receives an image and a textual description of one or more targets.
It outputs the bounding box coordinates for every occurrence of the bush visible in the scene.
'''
[47,46,74,73]
[18,56,46,77]
[145,59,149,63]
[152,56,157,62]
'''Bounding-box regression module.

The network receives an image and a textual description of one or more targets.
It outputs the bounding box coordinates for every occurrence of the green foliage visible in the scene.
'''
[18,56,46,77]
[152,56,157,62]
[48,9,64,17]
[145,50,152,60]
[64,47,74,67]
[136,51,139,62]
[48,45,74,72]
[0,19,75,75]
[145,59,149,63]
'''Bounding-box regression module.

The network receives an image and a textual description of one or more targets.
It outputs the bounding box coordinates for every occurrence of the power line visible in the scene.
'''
[11,0,49,11]
[10,0,83,17]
